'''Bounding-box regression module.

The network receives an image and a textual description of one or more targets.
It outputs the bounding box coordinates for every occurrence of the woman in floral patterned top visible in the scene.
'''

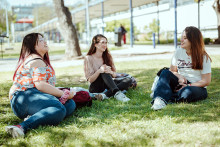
[5,33,76,138]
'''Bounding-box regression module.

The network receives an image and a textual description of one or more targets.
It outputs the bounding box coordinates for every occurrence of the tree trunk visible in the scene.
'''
[53,0,81,58]
[218,26,220,39]
[213,0,220,43]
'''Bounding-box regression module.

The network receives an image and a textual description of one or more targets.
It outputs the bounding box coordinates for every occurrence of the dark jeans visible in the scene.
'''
[153,70,208,104]
[10,88,76,133]
[89,73,132,97]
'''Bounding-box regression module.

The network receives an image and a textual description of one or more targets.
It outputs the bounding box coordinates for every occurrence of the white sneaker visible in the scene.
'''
[5,125,25,138]
[95,93,108,101]
[114,91,130,102]
[151,97,166,110]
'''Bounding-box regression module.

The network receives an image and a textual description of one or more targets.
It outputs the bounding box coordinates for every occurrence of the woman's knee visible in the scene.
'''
[177,87,207,102]
[160,69,172,77]
[123,77,132,85]
[101,73,112,79]
[64,99,76,117]
[43,105,66,126]
[53,104,67,123]
[178,87,193,100]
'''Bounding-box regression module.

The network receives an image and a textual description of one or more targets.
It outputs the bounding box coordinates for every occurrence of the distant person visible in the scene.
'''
[84,34,131,102]
[151,26,212,110]
[119,24,127,44]
[6,33,76,138]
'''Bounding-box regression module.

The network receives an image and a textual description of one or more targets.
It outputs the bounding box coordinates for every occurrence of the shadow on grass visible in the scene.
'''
[0,67,219,145]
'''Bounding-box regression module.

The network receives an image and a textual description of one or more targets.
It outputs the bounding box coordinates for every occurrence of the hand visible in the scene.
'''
[105,66,112,74]
[178,76,187,85]
[69,88,76,99]
[99,64,107,73]
[68,91,75,99]
[176,83,187,92]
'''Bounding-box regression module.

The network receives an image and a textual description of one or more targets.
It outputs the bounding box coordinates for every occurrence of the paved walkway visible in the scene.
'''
[0,44,219,72]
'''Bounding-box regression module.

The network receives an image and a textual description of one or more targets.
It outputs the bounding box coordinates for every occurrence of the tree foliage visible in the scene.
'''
[105,18,140,41]
[144,18,160,40]
[0,9,16,34]
[76,22,85,33]
[32,6,56,27]
[105,19,130,32]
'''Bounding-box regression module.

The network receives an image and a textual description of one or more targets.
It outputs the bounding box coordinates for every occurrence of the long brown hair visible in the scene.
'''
[87,34,114,69]
[13,33,53,80]
[184,26,211,70]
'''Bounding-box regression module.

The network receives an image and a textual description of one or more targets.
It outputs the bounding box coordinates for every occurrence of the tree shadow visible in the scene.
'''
[1,67,219,145]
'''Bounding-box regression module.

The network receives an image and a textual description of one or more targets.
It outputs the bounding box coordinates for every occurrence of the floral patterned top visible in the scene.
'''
[9,61,56,99]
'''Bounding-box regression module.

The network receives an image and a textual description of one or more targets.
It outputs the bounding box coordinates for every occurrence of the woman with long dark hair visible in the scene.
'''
[151,26,212,110]
[6,33,76,138]
[84,34,131,102]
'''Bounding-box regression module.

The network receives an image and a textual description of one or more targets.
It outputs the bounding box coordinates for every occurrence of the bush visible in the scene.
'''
[159,39,174,44]
[204,38,211,45]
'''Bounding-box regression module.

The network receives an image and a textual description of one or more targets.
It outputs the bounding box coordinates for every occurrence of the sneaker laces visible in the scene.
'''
[114,91,130,102]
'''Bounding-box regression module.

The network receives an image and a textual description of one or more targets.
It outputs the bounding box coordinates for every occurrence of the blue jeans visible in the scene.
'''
[153,70,208,104]
[10,88,76,133]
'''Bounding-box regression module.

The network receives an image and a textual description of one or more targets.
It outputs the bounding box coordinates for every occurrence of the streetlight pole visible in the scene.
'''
[5,8,10,47]
[157,1,160,44]
[174,0,177,49]
[101,1,104,35]
[129,0,134,48]
[198,0,200,29]
[85,0,90,45]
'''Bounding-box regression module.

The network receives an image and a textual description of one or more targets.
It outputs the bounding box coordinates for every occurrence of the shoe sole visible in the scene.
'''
[151,106,165,111]
[122,98,130,102]
[115,97,130,102]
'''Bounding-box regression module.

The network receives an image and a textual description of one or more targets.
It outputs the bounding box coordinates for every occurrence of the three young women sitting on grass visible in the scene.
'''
[6,26,212,138]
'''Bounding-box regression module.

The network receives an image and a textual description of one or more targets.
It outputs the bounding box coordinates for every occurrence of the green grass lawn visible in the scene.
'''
[0,56,220,146]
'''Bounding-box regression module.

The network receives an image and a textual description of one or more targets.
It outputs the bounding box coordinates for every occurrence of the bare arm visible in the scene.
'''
[170,64,211,88]
[87,64,106,83]
[88,64,117,82]
[170,65,187,84]
[183,73,211,87]
[105,66,117,78]
[35,81,62,97]
[30,60,74,99]
[88,68,102,83]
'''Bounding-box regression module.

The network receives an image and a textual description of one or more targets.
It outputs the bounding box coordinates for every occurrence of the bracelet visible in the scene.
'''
[59,89,70,104]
